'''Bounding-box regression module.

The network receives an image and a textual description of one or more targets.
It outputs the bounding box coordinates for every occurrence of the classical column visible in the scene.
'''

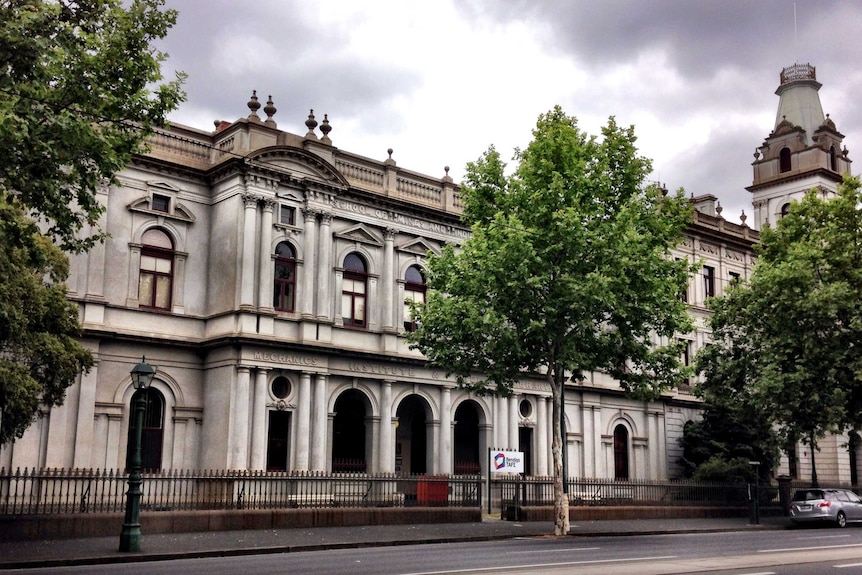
[240,194,259,309]
[231,367,251,469]
[250,369,269,470]
[316,213,333,320]
[536,396,549,476]
[508,395,519,452]
[295,372,312,470]
[581,404,594,477]
[496,396,508,449]
[300,209,318,318]
[378,380,394,472]
[257,199,275,312]
[438,387,452,473]
[381,228,396,331]
[73,361,99,468]
[311,374,327,470]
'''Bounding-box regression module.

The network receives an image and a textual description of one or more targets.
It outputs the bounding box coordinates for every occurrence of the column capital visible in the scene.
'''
[242,193,260,209]
[302,207,321,221]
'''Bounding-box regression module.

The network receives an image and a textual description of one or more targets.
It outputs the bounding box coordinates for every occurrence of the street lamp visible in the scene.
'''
[119,356,156,552]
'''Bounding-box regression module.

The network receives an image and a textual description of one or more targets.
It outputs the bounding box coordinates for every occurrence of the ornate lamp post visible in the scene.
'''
[119,356,156,552]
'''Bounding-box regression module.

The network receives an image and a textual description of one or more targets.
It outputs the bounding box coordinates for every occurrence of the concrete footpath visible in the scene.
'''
[0,515,789,570]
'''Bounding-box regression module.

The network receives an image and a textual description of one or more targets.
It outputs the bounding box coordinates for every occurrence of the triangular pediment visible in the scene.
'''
[397,236,439,256]
[334,223,383,246]
[248,146,349,189]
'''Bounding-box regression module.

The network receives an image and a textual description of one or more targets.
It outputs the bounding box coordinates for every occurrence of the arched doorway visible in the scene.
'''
[332,390,370,472]
[126,387,165,472]
[453,401,481,474]
[396,395,432,474]
[613,424,629,480]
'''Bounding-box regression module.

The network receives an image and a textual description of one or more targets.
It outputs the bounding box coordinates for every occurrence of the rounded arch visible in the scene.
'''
[328,382,378,418]
[612,423,631,480]
[133,221,184,252]
[397,257,429,280]
[606,412,638,438]
[332,388,373,473]
[270,236,303,260]
[335,245,378,276]
[452,395,491,427]
[391,387,439,422]
[395,393,435,474]
[117,373,178,472]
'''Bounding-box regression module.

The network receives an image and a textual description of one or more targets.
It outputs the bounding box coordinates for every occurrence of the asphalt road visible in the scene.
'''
[14,528,862,575]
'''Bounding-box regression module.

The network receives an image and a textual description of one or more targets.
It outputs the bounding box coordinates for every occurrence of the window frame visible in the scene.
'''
[273,242,297,312]
[403,265,426,332]
[138,231,174,311]
[341,253,368,328]
[703,265,715,299]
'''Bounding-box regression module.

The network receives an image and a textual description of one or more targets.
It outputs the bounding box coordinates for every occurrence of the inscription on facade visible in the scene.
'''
[350,362,416,377]
[253,351,319,366]
[331,198,470,239]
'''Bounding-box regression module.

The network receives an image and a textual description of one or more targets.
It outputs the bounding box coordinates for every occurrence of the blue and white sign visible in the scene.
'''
[490,450,524,473]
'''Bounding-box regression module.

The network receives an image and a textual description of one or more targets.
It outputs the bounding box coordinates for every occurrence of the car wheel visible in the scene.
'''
[837,511,847,528]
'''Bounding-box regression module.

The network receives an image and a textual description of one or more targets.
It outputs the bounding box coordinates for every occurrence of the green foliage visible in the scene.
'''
[0,0,186,252]
[679,400,779,482]
[691,456,756,483]
[409,107,696,534]
[0,199,93,445]
[697,176,862,481]
[411,107,696,399]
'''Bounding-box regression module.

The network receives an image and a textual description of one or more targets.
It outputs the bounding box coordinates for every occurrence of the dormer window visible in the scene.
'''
[779,147,791,173]
[152,194,170,213]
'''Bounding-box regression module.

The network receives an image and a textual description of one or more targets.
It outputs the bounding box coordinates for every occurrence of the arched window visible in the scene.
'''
[139,228,174,310]
[831,145,838,171]
[126,387,165,472]
[780,203,791,218]
[273,242,296,312]
[403,265,426,332]
[779,147,792,173]
[342,253,367,328]
[613,424,629,480]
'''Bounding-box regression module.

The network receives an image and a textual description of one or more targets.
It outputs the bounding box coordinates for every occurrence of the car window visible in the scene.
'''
[848,492,862,503]
[836,491,850,502]
[793,490,824,501]
[826,491,840,501]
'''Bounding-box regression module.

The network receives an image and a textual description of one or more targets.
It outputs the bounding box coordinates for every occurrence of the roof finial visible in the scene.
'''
[320,113,332,144]
[263,95,277,127]
[305,109,318,139]
[247,90,261,121]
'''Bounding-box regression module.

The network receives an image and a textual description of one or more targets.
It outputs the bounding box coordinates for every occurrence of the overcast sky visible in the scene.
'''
[158,1,862,224]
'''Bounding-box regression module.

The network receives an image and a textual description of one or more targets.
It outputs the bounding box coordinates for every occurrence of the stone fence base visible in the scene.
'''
[511,505,762,522]
[0,507,482,541]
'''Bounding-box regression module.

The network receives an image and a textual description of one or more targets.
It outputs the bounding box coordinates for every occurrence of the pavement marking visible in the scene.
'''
[800,534,851,540]
[835,563,862,568]
[758,543,862,553]
[401,555,678,575]
[506,547,601,554]
[734,572,775,575]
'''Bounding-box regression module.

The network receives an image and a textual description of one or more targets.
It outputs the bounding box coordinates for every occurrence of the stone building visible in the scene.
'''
[0,64,850,485]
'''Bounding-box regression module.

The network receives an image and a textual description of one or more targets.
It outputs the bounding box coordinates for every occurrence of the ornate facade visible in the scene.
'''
[3,64,848,484]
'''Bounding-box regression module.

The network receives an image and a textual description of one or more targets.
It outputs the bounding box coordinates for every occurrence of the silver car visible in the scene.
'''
[789,488,862,527]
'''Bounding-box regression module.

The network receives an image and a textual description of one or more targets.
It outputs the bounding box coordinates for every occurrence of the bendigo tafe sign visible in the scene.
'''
[490,450,524,473]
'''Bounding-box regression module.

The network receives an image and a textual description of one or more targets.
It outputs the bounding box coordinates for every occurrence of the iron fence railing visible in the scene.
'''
[0,468,481,515]
[494,476,757,508]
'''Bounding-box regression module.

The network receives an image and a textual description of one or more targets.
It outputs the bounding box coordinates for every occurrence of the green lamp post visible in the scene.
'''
[119,356,156,552]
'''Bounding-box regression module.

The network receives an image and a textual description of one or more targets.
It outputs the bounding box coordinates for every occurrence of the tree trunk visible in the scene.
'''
[810,433,818,487]
[550,371,569,535]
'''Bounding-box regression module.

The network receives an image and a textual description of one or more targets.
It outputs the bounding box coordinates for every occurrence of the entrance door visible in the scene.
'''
[518,427,533,476]
[266,411,291,471]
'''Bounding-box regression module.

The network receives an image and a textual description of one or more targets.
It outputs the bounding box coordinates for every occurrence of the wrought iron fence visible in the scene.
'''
[494,476,754,508]
[0,468,482,515]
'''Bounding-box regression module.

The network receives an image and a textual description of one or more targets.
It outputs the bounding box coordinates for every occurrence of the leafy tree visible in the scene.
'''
[0,0,186,252]
[410,107,695,535]
[697,177,862,485]
[678,395,779,483]
[0,0,184,444]
[0,200,94,445]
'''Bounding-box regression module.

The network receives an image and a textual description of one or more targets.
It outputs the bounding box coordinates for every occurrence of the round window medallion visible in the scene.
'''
[519,399,532,418]
[271,376,291,400]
